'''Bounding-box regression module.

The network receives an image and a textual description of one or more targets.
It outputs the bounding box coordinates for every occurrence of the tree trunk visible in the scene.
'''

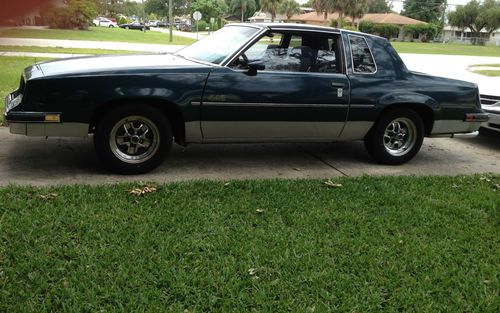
[241,9,244,22]
[337,12,344,28]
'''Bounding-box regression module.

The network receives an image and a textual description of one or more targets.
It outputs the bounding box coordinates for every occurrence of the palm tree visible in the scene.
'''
[230,0,257,22]
[312,0,335,21]
[333,0,352,28]
[260,0,284,22]
[279,0,301,20]
[346,0,368,29]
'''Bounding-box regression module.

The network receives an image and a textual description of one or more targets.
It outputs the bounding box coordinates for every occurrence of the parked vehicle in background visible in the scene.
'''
[148,20,160,27]
[119,22,150,31]
[4,24,489,174]
[92,17,118,28]
[157,21,169,28]
[177,23,191,32]
[480,95,500,133]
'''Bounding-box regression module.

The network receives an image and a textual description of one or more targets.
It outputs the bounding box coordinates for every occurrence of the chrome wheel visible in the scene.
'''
[383,117,416,156]
[109,116,160,164]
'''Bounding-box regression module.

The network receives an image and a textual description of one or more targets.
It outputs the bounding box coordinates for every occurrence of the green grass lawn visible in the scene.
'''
[0,175,498,312]
[469,64,500,77]
[0,57,51,121]
[471,69,500,77]
[0,45,137,55]
[1,56,50,101]
[0,26,195,45]
[391,41,500,57]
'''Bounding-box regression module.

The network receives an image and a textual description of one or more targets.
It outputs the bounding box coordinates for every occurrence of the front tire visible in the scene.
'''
[364,109,424,165]
[94,105,172,174]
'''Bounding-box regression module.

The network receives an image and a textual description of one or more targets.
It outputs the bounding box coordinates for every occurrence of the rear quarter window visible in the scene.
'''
[349,35,377,74]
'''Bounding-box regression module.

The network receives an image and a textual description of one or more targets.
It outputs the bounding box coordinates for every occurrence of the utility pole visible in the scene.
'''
[441,0,447,44]
[168,0,173,42]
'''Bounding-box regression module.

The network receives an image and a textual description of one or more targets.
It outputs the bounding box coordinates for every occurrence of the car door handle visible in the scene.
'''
[331,82,345,88]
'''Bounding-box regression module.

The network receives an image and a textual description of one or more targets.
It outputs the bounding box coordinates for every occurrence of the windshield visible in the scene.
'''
[177,26,260,64]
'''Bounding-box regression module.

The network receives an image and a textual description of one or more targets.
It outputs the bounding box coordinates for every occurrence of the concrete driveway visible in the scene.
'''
[0,127,498,186]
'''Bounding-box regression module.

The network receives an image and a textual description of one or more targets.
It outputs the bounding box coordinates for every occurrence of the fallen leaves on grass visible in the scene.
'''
[323,180,342,188]
[256,209,266,213]
[39,193,58,201]
[129,186,157,196]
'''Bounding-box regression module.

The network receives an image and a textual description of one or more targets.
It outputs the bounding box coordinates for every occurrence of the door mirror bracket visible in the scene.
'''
[246,61,265,76]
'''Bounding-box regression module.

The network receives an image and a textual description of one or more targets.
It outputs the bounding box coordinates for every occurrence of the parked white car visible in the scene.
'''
[148,20,159,27]
[481,95,500,133]
[93,17,117,28]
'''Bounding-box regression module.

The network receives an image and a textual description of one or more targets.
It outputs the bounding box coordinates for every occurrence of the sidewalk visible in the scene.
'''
[0,37,182,53]
[151,28,208,40]
[0,51,88,58]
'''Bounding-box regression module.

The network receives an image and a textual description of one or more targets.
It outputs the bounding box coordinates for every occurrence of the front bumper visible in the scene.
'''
[4,91,88,137]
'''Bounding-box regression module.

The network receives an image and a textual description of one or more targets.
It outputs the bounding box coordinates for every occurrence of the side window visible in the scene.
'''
[231,31,342,74]
[349,36,376,74]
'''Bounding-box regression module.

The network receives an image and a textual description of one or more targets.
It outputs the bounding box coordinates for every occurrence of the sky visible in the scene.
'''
[130,0,473,14]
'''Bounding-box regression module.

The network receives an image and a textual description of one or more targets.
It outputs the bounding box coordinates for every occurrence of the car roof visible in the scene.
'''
[226,22,387,42]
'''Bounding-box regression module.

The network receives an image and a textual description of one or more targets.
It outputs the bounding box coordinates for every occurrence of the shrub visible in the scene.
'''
[372,23,400,39]
[45,0,96,30]
[403,23,438,42]
[359,21,375,34]
[117,16,129,25]
[330,18,350,28]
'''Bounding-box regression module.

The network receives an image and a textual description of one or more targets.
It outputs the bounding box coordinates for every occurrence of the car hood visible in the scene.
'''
[24,53,211,80]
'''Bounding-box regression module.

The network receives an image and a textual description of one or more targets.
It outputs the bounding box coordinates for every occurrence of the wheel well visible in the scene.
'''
[90,98,186,144]
[378,103,435,135]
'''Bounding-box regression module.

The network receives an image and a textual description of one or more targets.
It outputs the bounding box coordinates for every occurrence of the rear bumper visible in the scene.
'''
[430,112,489,135]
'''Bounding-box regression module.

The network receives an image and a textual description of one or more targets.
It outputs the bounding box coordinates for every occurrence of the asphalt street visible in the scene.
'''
[0,127,498,186]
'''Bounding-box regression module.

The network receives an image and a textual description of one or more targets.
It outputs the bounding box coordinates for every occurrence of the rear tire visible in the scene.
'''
[364,108,424,165]
[94,105,172,174]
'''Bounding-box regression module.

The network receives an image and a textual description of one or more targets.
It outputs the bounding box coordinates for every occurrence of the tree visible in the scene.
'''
[144,0,188,18]
[367,0,391,13]
[46,0,97,29]
[190,0,228,22]
[260,0,284,22]
[448,0,500,44]
[402,0,446,23]
[230,0,257,22]
[312,0,335,21]
[347,0,368,29]
[279,0,300,20]
[333,0,351,27]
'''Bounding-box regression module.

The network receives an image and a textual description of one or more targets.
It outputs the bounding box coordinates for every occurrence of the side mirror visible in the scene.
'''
[246,61,265,76]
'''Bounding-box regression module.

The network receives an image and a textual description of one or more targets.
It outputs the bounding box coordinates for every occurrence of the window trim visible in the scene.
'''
[225,28,346,75]
[348,34,378,75]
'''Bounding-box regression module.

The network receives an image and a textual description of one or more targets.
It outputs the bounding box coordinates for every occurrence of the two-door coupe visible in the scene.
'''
[4,23,489,174]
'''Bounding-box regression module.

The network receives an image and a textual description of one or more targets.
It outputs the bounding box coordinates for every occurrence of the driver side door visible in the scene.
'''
[200,30,350,142]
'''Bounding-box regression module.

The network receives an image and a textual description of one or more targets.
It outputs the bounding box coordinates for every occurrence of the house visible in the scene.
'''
[288,12,425,39]
[248,10,287,23]
[442,25,500,46]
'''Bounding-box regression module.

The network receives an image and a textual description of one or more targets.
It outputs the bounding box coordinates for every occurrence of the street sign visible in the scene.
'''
[210,17,215,24]
[193,11,202,21]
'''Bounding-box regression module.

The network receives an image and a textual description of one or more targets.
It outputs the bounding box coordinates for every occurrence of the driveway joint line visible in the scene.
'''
[296,144,349,177]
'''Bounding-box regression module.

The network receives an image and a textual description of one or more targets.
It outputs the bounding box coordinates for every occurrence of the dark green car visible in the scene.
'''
[4,23,489,174]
